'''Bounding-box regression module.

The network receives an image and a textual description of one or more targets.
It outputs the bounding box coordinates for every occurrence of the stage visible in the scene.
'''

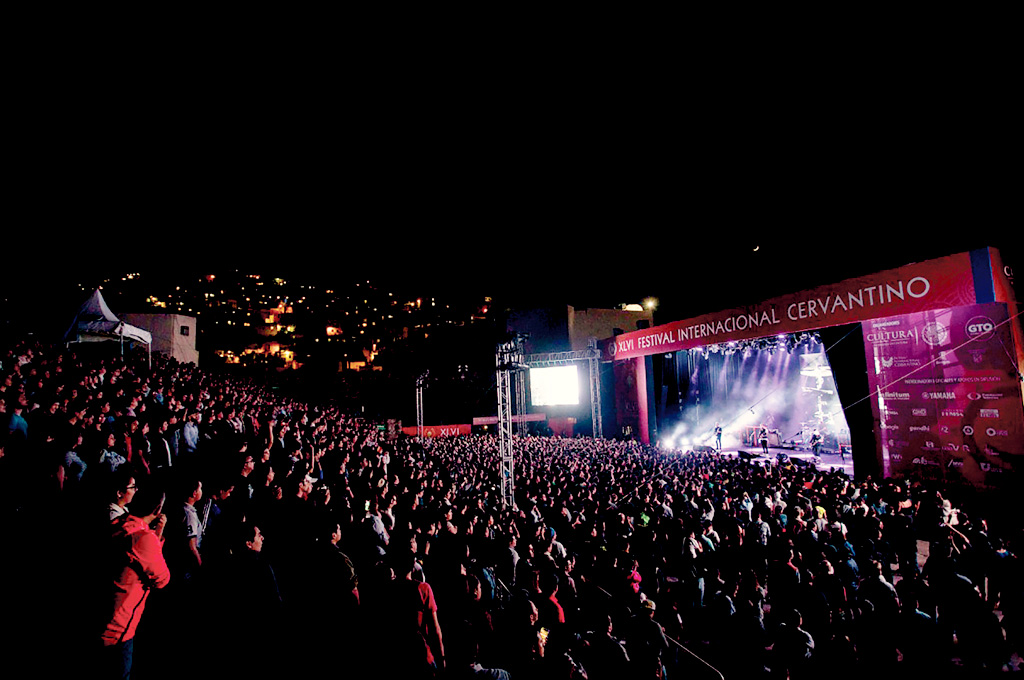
[670,444,855,477]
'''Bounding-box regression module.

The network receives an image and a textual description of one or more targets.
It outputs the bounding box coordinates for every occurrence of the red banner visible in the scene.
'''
[614,357,648,443]
[988,248,1024,383]
[609,252,978,361]
[400,424,472,438]
[547,417,576,438]
[862,302,1024,490]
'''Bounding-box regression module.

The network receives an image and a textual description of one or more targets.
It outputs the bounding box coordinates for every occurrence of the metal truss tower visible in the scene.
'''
[415,371,429,442]
[515,366,528,436]
[496,335,527,509]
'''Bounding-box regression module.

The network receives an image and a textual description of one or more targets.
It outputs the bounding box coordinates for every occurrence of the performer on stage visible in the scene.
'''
[714,423,723,452]
[758,424,770,455]
[809,429,823,457]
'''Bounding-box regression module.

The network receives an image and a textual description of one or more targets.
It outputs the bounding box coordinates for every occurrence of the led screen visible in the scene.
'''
[530,365,580,406]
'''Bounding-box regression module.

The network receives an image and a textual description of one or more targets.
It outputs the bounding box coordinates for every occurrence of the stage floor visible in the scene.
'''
[688,445,855,476]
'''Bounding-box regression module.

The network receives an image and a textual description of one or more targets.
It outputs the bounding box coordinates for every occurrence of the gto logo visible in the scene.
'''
[966,316,996,342]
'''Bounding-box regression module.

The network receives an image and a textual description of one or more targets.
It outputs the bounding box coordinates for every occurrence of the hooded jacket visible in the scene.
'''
[101,516,171,646]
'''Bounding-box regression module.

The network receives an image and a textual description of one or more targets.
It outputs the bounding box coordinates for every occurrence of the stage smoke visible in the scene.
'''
[676,340,850,457]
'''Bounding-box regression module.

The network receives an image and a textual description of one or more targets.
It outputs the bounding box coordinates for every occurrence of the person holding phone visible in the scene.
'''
[99,486,171,679]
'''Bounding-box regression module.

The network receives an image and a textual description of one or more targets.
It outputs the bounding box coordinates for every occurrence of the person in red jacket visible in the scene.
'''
[100,486,171,679]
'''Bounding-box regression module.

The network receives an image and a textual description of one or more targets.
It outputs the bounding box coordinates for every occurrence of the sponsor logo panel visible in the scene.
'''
[864,303,1024,489]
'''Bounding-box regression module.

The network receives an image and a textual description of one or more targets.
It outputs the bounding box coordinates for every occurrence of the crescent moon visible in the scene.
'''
[753,246,760,252]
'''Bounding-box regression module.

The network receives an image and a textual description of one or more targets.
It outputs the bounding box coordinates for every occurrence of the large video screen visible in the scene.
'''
[530,365,580,406]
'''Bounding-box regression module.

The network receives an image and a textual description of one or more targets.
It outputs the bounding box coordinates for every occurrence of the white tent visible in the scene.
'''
[64,289,152,363]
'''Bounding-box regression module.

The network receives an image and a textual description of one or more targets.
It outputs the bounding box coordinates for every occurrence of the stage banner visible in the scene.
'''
[609,252,978,361]
[614,357,644,442]
[862,302,1024,490]
[548,417,576,438]
[987,248,1024,386]
[401,424,472,438]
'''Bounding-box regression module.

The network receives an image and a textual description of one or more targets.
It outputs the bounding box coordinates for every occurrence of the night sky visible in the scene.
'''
[5,25,1017,334]
[5,77,1018,332]
[3,187,1018,334]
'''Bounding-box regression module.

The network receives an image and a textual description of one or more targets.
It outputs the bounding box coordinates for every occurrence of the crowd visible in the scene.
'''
[1,338,1022,678]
